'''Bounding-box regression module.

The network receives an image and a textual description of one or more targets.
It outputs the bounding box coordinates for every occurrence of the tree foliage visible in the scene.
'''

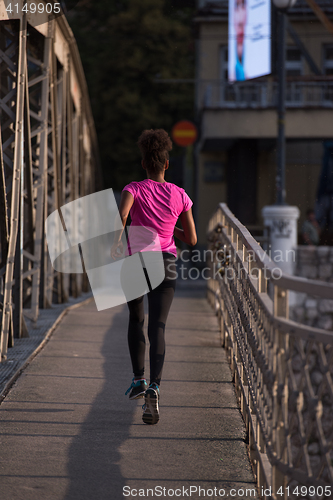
[67,0,195,189]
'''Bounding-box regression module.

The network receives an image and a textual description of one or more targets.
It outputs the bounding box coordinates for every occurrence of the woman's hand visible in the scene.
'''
[110,190,133,260]
[111,240,124,260]
[175,208,197,246]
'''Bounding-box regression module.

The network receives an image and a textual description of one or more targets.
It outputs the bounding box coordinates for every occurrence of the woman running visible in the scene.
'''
[111,129,197,425]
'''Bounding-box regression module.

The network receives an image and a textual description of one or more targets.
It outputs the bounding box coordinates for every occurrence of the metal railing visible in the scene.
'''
[0,7,102,361]
[202,81,333,110]
[207,204,333,500]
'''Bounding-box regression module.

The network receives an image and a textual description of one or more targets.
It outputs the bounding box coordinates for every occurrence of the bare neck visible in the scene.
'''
[147,172,166,183]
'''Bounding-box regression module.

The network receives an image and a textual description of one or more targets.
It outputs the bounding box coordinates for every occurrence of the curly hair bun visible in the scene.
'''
[138,129,172,174]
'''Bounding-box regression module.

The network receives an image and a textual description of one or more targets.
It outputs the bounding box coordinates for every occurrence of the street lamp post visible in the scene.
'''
[276,8,286,205]
[262,0,300,278]
[272,0,297,204]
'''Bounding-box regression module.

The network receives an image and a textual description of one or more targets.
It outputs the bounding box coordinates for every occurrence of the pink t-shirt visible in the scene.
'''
[122,179,193,257]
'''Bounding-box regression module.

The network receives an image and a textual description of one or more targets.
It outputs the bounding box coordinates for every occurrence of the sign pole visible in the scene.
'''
[171,120,198,201]
[172,121,198,269]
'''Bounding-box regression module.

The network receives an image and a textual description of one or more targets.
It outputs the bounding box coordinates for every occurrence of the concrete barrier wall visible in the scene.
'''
[291,246,333,331]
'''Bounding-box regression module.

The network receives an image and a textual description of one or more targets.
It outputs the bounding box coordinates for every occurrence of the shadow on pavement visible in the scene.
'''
[63,306,135,500]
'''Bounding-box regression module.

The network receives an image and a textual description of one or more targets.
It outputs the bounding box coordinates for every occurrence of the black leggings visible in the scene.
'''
[126,253,176,386]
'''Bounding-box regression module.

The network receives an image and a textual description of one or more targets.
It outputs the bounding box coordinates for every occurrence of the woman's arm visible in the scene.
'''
[174,208,197,247]
[111,190,134,260]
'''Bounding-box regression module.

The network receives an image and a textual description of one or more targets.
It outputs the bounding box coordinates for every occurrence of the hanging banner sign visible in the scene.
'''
[228,0,271,82]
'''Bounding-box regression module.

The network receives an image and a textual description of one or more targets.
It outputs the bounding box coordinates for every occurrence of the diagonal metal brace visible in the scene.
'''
[286,18,322,76]
[304,0,333,36]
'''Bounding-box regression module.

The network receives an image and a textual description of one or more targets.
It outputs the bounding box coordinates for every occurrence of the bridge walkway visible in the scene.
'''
[0,283,258,500]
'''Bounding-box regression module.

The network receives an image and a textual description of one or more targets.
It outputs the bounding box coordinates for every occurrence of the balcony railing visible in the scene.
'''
[202,80,333,110]
[197,0,333,16]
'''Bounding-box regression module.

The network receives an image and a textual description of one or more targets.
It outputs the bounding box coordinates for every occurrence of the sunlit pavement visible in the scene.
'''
[0,281,258,500]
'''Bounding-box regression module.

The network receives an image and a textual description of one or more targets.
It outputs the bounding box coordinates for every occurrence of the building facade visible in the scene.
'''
[194,0,333,247]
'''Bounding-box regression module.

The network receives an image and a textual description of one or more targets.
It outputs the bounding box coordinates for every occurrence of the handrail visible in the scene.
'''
[207,203,333,500]
[208,203,333,298]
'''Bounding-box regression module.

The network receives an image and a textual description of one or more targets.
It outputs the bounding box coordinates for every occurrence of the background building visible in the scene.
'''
[194,0,333,249]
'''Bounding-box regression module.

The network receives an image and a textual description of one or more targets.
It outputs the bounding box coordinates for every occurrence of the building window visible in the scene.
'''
[323,45,333,76]
[286,47,303,77]
[220,46,228,82]
[204,161,225,183]
[218,46,229,105]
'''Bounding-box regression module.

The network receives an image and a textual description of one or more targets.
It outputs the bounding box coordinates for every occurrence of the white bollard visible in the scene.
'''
[262,205,300,276]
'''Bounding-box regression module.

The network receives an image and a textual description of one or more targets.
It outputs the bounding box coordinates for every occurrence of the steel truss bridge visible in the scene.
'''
[0,5,102,361]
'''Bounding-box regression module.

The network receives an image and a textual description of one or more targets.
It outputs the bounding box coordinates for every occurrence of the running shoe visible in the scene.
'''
[142,383,160,425]
[125,378,147,400]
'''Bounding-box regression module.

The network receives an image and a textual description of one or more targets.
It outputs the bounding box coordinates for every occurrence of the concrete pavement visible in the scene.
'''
[0,284,258,500]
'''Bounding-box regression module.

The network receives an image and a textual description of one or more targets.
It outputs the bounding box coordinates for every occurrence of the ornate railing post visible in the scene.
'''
[272,285,289,498]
